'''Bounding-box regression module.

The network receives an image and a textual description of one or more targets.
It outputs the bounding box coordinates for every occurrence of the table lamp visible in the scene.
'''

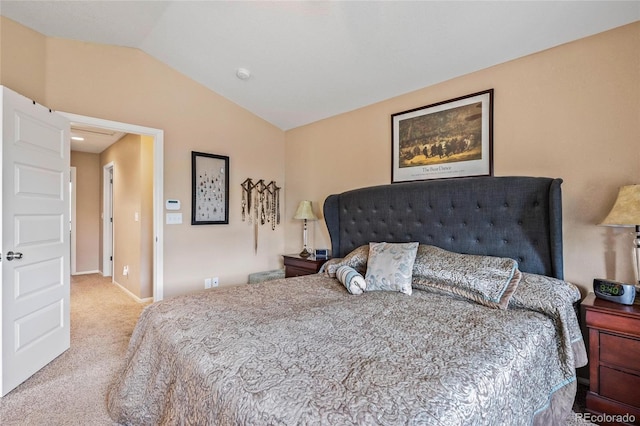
[294,200,317,258]
[600,184,640,287]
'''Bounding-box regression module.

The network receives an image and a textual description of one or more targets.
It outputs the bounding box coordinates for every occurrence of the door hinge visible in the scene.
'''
[110,256,113,261]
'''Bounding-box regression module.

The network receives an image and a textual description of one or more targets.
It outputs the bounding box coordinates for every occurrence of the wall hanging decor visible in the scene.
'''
[192,151,229,225]
[391,89,493,183]
[241,178,281,253]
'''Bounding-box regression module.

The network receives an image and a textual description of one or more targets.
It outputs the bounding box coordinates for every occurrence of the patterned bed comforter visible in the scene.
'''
[107,273,587,426]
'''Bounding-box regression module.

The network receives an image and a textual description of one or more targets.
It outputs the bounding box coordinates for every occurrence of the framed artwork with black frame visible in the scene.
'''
[191,151,229,225]
[391,89,493,183]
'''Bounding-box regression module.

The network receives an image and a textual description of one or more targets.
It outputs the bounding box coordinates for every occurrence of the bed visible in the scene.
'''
[107,176,587,425]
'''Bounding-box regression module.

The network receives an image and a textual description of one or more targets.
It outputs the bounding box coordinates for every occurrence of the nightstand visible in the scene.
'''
[582,293,640,422]
[282,254,328,278]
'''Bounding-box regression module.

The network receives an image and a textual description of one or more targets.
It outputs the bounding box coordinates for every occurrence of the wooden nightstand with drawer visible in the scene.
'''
[582,293,640,423]
[282,254,328,278]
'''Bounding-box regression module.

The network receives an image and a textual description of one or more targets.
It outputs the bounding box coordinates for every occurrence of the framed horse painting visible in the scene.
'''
[391,89,493,183]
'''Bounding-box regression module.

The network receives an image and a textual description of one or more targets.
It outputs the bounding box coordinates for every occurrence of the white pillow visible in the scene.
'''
[336,265,367,295]
[365,242,419,295]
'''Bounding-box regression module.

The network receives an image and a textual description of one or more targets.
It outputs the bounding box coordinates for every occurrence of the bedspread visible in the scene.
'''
[107,274,586,425]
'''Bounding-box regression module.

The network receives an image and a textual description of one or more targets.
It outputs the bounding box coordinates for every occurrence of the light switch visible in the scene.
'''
[166,213,182,225]
[134,211,139,222]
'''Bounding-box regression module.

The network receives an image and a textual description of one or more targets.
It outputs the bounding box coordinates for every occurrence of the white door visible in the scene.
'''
[0,86,70,396]
[70,166,76,275]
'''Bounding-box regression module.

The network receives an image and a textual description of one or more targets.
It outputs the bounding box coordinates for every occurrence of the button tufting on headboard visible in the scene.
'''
[323,176,564,279]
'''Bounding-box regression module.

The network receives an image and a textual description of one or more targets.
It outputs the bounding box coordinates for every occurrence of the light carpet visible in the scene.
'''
[0,274,146,425]
[0,274,595,425]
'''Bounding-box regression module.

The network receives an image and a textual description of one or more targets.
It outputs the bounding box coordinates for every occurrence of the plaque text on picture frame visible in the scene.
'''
[391,89,494,183]
[192,151,229,225]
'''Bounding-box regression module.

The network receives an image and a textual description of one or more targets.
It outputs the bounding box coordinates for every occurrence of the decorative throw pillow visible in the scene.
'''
[412,245,521,309]
[323,245,369,277]
[364,242,419,295]
[335,265,367,295]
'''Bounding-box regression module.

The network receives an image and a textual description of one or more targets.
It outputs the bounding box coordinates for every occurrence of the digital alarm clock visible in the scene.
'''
[593,278,636,305]
[315,248,330,259]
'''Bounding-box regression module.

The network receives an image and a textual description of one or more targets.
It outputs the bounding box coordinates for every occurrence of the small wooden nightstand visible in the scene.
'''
[582,293,640,423]
[283,254,328,278]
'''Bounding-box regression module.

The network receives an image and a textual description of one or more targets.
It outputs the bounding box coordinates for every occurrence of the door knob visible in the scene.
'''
[6,251,23,261]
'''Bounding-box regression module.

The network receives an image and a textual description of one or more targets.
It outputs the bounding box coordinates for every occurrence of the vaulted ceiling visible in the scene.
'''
[2,1,638,130]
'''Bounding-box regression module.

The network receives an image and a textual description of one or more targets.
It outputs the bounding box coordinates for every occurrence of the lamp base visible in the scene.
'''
[299,248,311,258]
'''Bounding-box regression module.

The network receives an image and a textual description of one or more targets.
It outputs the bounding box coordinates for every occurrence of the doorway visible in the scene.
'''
[61,112,164,302]
[103,163,114,278]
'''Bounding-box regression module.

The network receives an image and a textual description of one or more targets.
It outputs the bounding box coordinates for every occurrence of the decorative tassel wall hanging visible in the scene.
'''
[241,178,281,253]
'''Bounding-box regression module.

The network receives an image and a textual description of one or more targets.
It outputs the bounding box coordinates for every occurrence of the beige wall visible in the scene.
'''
[141,135,154,298]
[0,17,46,103]
[0,16,286,298]
[70,151,101,273]
[2,16,638,297]
[100,134,152,299]
[101,134,142,297]
[285,22,640,295]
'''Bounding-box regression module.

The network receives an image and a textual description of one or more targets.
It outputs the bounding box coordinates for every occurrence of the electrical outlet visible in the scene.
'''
[212,277,219,287]
[123,265,129,276]
[204,278,212,289]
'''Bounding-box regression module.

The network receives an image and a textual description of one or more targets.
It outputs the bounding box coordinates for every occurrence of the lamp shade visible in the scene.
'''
[293,200,318,221]
[600,184,640,227]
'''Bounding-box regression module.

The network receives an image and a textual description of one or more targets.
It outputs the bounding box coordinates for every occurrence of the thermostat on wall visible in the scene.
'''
[166,199,181,210]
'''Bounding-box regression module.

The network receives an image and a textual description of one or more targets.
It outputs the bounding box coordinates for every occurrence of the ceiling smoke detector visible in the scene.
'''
[236,68,251,81]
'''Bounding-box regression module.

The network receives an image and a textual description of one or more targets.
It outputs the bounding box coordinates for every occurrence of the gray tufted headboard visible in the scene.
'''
[323,176,564,279]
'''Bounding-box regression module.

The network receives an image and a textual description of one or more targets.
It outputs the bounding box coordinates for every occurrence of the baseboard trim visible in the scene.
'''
[112,280,153,304]
[72,270,101,276]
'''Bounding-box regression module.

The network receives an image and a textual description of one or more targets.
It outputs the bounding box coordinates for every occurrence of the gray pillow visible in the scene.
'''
[412,245,521,309]
[323,245,369,277]
[365,242,419,295]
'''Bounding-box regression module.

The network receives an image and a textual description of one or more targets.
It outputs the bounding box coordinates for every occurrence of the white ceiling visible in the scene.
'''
[70,124,125,154]
[1,1,638,131]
